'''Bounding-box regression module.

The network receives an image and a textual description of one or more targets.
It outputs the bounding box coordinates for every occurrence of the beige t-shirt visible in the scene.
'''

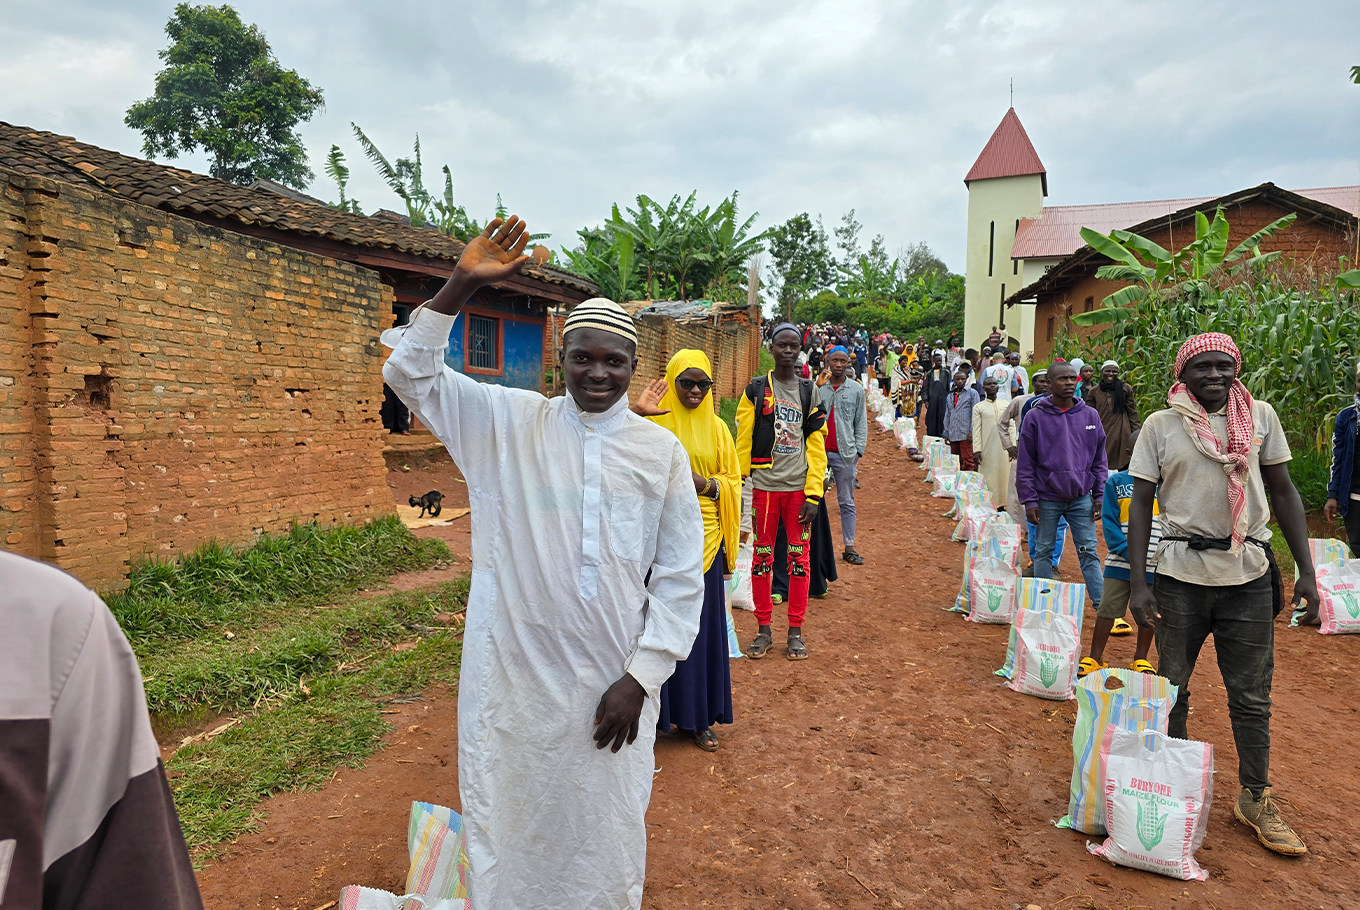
[1128,400,1291,587]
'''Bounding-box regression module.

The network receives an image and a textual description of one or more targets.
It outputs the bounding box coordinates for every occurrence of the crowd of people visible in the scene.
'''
[7,215,1355,909]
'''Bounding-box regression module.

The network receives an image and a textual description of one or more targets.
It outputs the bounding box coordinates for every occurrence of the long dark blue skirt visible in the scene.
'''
[658,543,734,732]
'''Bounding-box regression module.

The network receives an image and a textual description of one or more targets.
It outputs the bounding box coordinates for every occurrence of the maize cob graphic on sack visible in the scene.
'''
[986,587,1002,612]
[1039,655,1059,689]
[1136,797,1168,851]
[1340,590,1360,620]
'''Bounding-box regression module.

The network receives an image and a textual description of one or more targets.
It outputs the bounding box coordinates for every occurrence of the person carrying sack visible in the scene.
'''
[1126,332,1319,857]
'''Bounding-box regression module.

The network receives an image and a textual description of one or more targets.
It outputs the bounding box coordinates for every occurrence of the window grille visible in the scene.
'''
[468,315,499,370]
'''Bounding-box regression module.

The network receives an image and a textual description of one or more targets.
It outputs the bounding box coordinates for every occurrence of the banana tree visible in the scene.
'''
[1070,207,1297,326]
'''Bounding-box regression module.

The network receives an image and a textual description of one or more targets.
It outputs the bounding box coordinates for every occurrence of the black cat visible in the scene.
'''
[410,490,443,518]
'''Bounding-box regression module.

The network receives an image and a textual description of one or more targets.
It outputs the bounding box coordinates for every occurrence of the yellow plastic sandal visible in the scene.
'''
[1110,618,1134,636]
[1077,657,1108,679]
[1130,659,1156,674]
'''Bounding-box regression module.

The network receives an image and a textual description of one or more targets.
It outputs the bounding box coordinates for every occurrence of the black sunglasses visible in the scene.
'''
[676,378,714,392]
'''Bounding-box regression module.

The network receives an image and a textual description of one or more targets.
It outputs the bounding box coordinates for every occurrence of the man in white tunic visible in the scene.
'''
[382,216,705,910]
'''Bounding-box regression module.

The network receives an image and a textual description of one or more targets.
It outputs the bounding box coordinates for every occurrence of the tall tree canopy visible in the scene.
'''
[125,3,325,188]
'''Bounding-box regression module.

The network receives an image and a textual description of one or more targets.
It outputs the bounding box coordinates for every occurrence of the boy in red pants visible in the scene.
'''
[736,323,828,660]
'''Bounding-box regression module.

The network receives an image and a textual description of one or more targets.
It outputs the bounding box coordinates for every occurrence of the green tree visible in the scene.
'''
[125,3,324,188]
[766,213,835,320]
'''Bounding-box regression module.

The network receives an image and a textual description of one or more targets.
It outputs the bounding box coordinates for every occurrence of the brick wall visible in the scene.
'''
[0,168,393,591]
[543,304,762,407]
[1030,200,1358,362]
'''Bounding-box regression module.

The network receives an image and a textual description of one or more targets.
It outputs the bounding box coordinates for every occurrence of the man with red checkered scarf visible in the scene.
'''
[1125,332,1319,856]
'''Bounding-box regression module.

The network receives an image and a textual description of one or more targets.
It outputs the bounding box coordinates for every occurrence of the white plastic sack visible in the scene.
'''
[997,578,1086,680]
[984,520,1022,569]
[726,542,754,611]
[1317,558,1360,634]
[1297,538,1350,584]
[1089,728,1214,881]
[1008,608,1081,699]
[725,605,745,658]
[1058,670,1178,835]
[965,555,1019,623]
[893,416,916,449]
[931,471,960,498]
[338,888,468,910]
[953,504,994,542]
[875,413,895,433]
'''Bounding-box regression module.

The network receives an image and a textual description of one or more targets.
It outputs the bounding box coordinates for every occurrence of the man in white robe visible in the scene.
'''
[382,216,705,910]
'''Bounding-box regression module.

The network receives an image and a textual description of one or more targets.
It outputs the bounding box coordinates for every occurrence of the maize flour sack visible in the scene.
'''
[1089,728,1214,882]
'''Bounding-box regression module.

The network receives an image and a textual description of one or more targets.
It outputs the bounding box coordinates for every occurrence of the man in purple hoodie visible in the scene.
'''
[1016,361,1108,604]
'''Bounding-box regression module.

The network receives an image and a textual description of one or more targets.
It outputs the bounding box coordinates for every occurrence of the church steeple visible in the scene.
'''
[965,108,1047,196]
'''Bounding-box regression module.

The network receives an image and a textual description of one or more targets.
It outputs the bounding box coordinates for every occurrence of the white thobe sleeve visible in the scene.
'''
[381,308,498,478]
[624,442,706,699]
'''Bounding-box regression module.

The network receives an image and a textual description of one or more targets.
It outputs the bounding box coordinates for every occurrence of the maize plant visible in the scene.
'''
[1061,208,1360,459]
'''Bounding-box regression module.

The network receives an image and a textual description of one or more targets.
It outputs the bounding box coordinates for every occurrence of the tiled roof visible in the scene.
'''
[1011,186,1360,261]
[964,108,1047,192]
[0,121,595,295]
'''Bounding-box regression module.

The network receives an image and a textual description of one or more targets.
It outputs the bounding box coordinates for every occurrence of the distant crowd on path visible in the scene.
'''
[8,213,1358,909]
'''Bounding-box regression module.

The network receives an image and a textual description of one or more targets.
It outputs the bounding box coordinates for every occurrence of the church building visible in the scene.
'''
[962,108,1359,362]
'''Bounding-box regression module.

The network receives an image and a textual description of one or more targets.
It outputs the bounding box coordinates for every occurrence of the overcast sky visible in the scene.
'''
[3,0,1357,272]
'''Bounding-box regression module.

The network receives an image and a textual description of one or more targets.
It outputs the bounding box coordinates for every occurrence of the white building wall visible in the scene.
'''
[962,174,1044,353]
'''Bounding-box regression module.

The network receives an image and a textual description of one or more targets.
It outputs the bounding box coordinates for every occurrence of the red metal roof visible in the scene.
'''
[963,108,1047,191]
[1010,186,1359,261]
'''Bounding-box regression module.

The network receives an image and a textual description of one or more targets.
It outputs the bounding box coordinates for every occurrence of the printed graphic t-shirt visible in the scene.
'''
[754,377,808,492]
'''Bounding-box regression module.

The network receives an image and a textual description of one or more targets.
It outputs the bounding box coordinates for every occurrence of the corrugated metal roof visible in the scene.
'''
[1010,186,1360,260]
[963,108,1047,191]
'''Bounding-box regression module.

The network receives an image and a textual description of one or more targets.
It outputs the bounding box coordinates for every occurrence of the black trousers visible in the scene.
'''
[1346,501,1360,558]
[1154,572,1274,793]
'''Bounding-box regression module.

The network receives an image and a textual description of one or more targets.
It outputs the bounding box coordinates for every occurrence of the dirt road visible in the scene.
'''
[197,439,1360,909]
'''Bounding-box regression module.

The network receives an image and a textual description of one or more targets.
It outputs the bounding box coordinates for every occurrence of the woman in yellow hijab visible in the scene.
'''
[632,349,740,751]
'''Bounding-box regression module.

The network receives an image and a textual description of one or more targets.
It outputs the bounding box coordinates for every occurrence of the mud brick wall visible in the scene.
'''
[630,306,762,406]
[0,168,393,591]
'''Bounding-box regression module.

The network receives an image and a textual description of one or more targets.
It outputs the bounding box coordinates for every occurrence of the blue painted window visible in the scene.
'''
[468,315,499,371]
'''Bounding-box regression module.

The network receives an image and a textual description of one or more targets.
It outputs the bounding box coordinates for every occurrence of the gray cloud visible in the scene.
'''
[3,0,1356,271]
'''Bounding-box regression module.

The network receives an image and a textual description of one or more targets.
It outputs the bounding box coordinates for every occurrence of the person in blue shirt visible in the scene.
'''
[852,340,869,381]
[1080,430,1161,677]
[1323,361,1360,557]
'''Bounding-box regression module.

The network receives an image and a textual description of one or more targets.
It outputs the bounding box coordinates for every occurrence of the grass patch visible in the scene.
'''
[110,517,466,861]
[162,582,469,860]
[109,516,450,649]
[142,579,468,716]
[758,346,774,375]
[718,396,739,437]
